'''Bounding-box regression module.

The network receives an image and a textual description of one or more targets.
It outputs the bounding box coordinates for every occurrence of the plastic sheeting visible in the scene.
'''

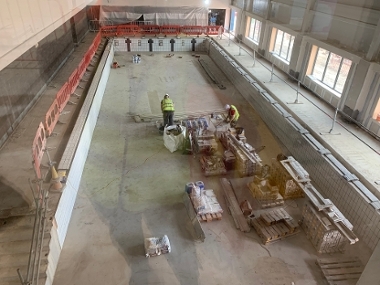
[100,6,208,26]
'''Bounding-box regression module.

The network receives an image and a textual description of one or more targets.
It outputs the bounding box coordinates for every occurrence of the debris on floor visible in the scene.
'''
[144,235,171,257]
[250,208,300,244]
[316,256,363,285]
[186,181,223,222]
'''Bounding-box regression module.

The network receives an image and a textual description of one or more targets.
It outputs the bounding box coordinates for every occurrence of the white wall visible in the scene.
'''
[0,0,94,71]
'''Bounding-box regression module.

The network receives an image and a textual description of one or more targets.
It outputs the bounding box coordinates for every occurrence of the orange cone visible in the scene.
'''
[51,166,62,190]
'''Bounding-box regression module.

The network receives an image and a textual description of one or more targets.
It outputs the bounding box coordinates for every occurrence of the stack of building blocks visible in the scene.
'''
[270,157,305,199]
[247,177,284,208]
[219,129,262,177]
[250,208,300,244]
[301,200,355,253]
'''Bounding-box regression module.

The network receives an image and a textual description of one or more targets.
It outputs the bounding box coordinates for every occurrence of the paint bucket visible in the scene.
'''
[185,182,195,194]
[195,181,204,190]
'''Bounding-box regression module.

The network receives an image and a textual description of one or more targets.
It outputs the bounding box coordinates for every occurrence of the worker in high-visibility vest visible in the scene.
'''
[161,94,175,126]
[225,104,240,127]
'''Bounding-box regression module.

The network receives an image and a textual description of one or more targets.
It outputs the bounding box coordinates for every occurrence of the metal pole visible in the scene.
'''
[295,81,300,103]
[17,268,25,285]
[329,107,339,133]
[238,40,241,56]
[228,30,231,46]
[252,50,256,67]
[270,63,274,82]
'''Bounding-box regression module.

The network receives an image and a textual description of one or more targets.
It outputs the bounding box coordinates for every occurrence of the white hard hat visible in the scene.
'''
[224,104,230,110]
[165,93,169,98]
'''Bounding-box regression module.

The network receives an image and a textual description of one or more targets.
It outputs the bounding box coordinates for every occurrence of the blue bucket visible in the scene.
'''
[195,181,204,190]
[185,182,195,194]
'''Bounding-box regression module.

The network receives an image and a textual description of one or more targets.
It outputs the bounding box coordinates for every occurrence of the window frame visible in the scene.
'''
[247,17,262,44]
[310,47,352,95]
[271,28,295,63]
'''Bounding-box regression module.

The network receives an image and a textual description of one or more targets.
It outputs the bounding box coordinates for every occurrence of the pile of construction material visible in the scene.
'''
[144,235,171,257]
[247,177,284,208]
[186,181,223,222]
[270,156,305,199]
[250,208,300,244]
[301,193,358,253]
[199,156,227,176]
[269,155,359,252]
[220,178,251,232]
[184,117,218,154]
[220,128,262,177]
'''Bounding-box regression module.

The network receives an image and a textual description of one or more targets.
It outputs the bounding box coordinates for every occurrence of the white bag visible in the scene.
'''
[163,125,186,153]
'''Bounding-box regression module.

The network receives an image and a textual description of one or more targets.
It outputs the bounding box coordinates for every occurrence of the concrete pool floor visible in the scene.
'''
[52,51,372,285]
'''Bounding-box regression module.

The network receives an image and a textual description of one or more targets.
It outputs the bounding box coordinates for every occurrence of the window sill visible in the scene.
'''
[245,37,259,46]
[271,53,290,65]
[307,75,342,98]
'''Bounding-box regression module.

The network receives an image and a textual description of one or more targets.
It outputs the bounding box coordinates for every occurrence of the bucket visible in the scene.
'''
[195,181,204,190]
[193,186,201,197]
[185,182,195,194]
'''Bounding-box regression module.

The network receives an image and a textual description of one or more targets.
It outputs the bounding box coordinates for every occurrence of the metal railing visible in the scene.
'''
[89,20,154,32]
[218,29,380,143]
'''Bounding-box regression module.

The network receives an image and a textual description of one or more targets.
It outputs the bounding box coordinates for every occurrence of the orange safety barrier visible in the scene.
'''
[77,58,86,79]
[101,25,117,37]
[32,123,47,179]
[56,82,70,113]
[116,25,140,36]
[140,25,160,35]
[44,99,60,137]
[180,26,205,36]
[94,32,101,48]
[160,25,181,35]
[206,25,224,35]
[68,68,80,95]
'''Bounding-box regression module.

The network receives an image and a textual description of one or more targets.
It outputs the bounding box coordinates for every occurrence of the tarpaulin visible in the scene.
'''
[100,6,208,26]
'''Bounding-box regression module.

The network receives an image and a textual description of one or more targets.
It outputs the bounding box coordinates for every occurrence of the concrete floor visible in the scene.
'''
[52,51,372,285]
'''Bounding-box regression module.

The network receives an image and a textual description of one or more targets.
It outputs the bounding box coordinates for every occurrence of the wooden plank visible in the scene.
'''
[220,178,250,232]
[319,261,362,269]
[261,213,274,225]
[317,256,360,265]
[324,273,362,281]
[276,222,290,236]
[322,267,363,276]
[216,213,222,220]
[206,213,212,222]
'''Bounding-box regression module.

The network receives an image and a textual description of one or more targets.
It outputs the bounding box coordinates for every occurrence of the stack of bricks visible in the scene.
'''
[270,158,304,199]
[301,201,350,253]
[247,177,284,208]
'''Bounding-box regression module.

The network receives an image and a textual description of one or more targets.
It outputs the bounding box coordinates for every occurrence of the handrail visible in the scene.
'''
[218,29,380,145]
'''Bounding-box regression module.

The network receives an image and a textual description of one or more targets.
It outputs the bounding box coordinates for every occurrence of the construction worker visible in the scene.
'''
[161,94,175,126]
[225,104,240,127]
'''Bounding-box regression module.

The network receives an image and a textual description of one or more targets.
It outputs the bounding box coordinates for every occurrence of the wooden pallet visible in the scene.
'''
[251,208,300,244]
[198,212,222,222]
[316,256,363,285]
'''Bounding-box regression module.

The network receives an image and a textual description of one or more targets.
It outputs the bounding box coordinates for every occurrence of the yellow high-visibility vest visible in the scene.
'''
[161,98,175,111]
